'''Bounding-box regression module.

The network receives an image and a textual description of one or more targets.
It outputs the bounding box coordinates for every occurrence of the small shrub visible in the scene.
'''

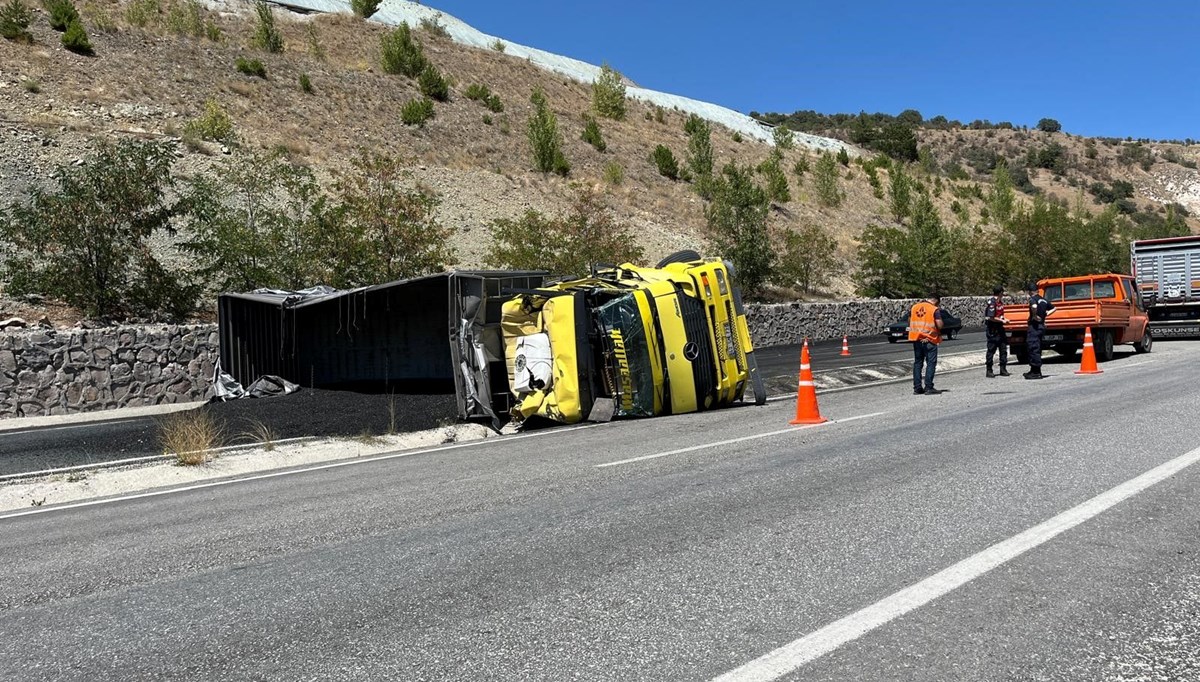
[652,145,679,180]
[251,0,282,53]
[350,0,378,19]
[44,0,78,31]
[160,409,224,465]
[417,64,449,101]
[123,0,157,27]
[240,418,277,451]
[527,87,569,175]
[235,56,266,78]
[418,15,448,37]
[482,114,492,125]
[380,22,427,77]
[603,161,624,185]
[203,16,220,40]
[654,106,665,123]
[298,72,312,93]
[837,147,850,166]
[183,97,235,143]
[490,38,505,52]
[464,83,490,101]
[400,97,435,127]
[305,22,324,60]
[165,0,205,37]
[581,114,606,152]
[1,0,33,40]
[61,17,91,53]
[773,125,794,150]
[732,131,743,143]
[21,78,39,93]
[484,94,503,113]
[592,63,626,120]
[81,0,114,33]
[792,157,810,177]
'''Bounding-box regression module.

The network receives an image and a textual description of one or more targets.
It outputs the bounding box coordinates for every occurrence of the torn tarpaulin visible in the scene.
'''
[211,362,300,402]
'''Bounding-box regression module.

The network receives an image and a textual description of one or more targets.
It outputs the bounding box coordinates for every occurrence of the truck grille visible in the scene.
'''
[677,294,718,408]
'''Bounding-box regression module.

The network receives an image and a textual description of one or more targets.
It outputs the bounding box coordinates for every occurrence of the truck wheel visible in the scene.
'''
[1013,347,1029,364]
[1054,344,1079,358]
[1095,329,1115,361]
[655,250,702,267]
[1134,331,1153,354]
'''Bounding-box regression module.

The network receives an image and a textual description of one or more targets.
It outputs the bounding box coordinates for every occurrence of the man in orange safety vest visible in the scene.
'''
[908,293,944,395]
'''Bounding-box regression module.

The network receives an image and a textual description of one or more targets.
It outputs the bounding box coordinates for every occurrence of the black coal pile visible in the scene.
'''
[199,389,461,441]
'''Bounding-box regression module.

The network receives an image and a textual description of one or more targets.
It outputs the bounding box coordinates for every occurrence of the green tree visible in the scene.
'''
[874,122,918,162]
[527,87,569,175]
[888,163,912,222]
[757,153,790,203]
[60,16,90,53]
[854,224,919,298]
[0,140,197,319]
[592,63,626,120]
[250,0,282,53]
[380,22,427,77]
[350,0,378,18]
[581,114,606,152]
[1036,118,1062,133]
[989,159,1016,226]
[323,152,457,285]
[651,144,679,180]
[1,0,33,40]
[181,149,326,293]
[486,187,643,277]
[774,224,837,294]
[684,114,714,198]
[705,163,773,296]
[417,64,449,101]
[813,151,843,207]
[773,124,794,150]
[43,0,77,30]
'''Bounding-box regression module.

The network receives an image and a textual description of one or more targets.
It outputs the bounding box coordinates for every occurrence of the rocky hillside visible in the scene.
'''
[2,0,1198,320]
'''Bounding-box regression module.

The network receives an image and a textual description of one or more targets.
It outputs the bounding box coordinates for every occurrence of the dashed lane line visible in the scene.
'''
[595,412,886,468]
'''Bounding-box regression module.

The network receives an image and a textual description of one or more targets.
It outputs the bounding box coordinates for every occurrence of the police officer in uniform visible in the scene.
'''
[984,285,1010,378]
[1023,282,1057,380]
[908,293,943,395]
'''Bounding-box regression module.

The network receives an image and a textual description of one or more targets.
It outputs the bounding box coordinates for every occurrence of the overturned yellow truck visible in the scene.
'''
[216,252,765,428]
[495,252,767,424]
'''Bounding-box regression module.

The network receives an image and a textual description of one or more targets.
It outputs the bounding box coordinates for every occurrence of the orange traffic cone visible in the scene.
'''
[840,334,852,356]
[1075,327,1103,375]
[790,340,828,425]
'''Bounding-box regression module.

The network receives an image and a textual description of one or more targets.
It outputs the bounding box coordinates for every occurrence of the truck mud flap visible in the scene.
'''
[744,350,767,405]
[728,276,767,405]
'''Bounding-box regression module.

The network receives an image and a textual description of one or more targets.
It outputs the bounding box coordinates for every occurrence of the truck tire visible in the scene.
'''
[1095,329,1115,361]
[1134,331,1153,354]
[1054,344,1079,358]
[1013,346,1029,364]
[655,250,702,268]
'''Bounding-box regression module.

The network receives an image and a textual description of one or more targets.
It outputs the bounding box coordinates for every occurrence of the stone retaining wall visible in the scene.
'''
[0,326,219,418]
[0,297,991,418]
[745,296,989,348]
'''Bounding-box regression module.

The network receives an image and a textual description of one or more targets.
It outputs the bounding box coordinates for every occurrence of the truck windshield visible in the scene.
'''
[595,295,656,417]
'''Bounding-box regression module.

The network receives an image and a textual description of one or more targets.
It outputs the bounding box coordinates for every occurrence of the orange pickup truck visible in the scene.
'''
[1003,274,1153,363]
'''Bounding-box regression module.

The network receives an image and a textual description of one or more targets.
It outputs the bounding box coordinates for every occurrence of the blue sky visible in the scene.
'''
[426,1,1199,141]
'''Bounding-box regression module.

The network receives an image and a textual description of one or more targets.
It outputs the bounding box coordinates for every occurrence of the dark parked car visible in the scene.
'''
[883,309,963,342]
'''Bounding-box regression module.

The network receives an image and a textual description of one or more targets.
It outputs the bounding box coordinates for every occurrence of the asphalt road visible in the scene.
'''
[2,340,1197,680]
[0,332,992,477]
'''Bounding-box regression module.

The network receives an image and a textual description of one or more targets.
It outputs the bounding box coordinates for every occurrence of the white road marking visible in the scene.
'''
[0,437,318,482]
[595,412,886,468]
[713,442,1200,682]
[0,418,142,437]
[0,423,604,520]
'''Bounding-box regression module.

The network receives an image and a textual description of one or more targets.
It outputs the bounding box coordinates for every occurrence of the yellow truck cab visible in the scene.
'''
[500,253,766,424]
